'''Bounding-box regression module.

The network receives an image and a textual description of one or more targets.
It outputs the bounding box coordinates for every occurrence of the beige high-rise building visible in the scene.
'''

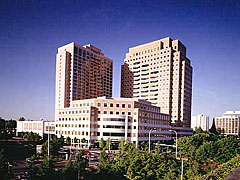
[55,42,113,117]
[121,37,192,127]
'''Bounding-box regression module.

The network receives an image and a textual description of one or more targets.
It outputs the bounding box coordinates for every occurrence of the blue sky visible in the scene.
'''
[0,0,239,120]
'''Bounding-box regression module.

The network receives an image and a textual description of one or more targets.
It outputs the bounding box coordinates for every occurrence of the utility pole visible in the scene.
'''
[169,129,178,159]
[47,120,50,158]
[148,128,156,152]
[181,158,184,180]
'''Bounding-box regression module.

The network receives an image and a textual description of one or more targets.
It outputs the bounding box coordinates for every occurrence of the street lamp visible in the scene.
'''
[169,129,178,159]
[47,120,50,158]
[148,128,156,152]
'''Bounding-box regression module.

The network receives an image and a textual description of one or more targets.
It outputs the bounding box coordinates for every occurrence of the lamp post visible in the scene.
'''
[47,120,50,158]
[181,158,184,180]
[169,129,178,159]
[148,128,156,152]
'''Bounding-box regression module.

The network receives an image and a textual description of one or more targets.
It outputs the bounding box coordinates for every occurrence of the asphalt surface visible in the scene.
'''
[225,167,240,180]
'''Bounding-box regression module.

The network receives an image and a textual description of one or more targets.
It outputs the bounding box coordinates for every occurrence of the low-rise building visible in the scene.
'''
[16,120,55,136]
[55,97,172,147]
[191,115,210,131]
[215,111,240,136]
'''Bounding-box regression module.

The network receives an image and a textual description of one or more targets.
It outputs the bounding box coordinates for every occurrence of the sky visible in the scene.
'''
[0,0,239,121]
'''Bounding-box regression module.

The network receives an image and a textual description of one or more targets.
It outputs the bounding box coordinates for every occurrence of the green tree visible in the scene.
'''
[59,135,64,145]
[194,127,204,134]
[81,138,86,143]
[209,118,218,135]
[99,137,105,149]
[64,157,76,180]
[0,118,5,130]
[178,132,212,158]
[66,137,71,146]
[42,135,64,157]
[118,138,124,152]
[26,155,39,178]
[99,149,109,165]
[27,131,41,143]
[18,117,25,121]
[74,137,78,147]
[74,151,88,179]
[5,120,16,130]
[0,150,10,180]
[106,138,111,150]
[38,156,54,179]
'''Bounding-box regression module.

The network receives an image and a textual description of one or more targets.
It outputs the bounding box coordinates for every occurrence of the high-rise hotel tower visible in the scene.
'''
[55,42,113,117]
[121,37,192,127]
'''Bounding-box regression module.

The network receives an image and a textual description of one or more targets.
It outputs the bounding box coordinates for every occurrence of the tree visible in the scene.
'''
[99,137,105,149]
[42,135,64,157]
[177,132,212,158]
[81,138,86,143]
[27,132,41,143]
[0,150,10,180]
[18,117,25,121]
[209,118,218,135]
[106,138,111,150]
[38,156,54,179]
[118,138,124,152]
[64,157,76,180]
[0,118,5,130]
[26,155,39,178]
[5,120,16,130]
[66,137,71,146]
[99,149,109,165]
[74,151,88,179]
[74,137,78,147]
[194,127,204,134]
[59,135,64,145]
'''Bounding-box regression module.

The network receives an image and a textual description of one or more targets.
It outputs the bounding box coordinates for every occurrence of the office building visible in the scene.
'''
[215,111,240,136]
[191,115,209,131]
[16,120,55,136]
[55,42,113,118]
[55,96,172,147]
[121,37,193,127]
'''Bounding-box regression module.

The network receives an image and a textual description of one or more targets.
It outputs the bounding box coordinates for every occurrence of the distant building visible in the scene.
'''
[16,120,55,136]
[191,115,209,131]
[215,111,240,136]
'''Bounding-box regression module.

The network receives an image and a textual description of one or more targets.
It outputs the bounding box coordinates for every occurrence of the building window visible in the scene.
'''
[128,112,131,115]
[98,103,101,107]
[122,104,125,108]
[128,104,131,108]
[104,103,107,107]
[110,103,113,107]
[116,104,120,108]
[104,111,107,114]
[122,112,125,115]
[110,111,113,114]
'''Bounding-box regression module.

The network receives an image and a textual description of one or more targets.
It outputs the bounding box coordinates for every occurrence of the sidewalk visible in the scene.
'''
[225,167,240,180]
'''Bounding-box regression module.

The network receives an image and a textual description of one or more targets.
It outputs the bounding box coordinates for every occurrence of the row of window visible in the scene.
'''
[59,110,90,115]
[57,130,89,136]
[58,117,89,121]
[56,124,89,128]
[97,102,132,108]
